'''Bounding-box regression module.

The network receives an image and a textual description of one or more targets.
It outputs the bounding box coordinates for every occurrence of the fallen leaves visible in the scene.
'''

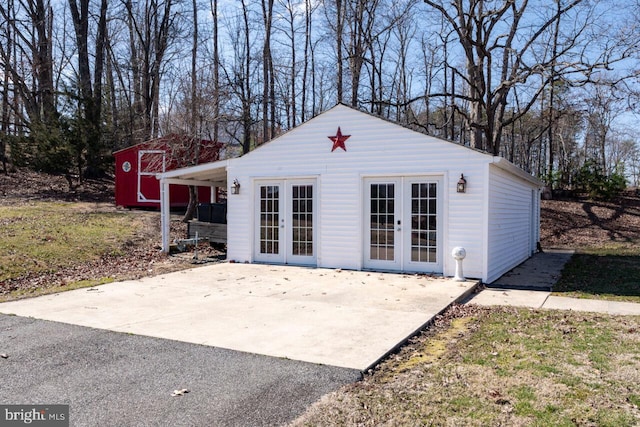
[540,196,640,248]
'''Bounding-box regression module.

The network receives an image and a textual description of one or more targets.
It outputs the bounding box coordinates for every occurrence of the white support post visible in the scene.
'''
[160,179,171,253]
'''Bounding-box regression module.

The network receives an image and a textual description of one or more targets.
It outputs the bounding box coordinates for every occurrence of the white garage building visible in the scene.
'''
[158,104,542,283]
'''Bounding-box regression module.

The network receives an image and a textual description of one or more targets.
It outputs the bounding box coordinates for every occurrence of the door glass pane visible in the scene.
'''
[370,183,395,261]
[411,182,437,263]
[291,185,313,256]
[259,185,279,254]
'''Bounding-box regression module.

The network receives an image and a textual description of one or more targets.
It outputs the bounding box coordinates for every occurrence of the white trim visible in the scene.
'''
[161,178,223,187]
[440,172,450,277]
[160,179,171,252]
[138,150,166,203]
[482,164,490,282]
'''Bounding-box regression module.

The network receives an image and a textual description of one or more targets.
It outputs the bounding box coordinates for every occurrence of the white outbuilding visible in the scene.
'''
[158,104,542,283]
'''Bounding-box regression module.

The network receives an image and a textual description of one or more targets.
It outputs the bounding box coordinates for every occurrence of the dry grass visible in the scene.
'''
[291,306,640,426]
[0,201,223,301]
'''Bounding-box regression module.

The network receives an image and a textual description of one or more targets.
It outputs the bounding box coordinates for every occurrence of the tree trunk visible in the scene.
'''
[301,0,312,122]
[183,186,198,223]
[261,0,274,142]
[183,0,199,222]
[335,0,343,103]
[211,0,220,141]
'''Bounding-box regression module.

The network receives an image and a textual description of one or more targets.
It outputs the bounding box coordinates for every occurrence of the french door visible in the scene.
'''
[364,177,442,273]
[254,179,316,265]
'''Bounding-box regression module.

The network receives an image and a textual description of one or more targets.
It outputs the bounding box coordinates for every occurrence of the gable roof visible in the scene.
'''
[158,103,542,187]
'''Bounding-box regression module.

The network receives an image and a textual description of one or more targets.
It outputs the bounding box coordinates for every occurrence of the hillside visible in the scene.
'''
[540,193,640,249]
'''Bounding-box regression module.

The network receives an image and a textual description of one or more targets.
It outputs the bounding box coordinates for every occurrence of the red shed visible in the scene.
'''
[114,135,224,209]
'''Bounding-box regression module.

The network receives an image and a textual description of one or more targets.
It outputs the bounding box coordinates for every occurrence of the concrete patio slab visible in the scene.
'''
[466,288,551,308]
[544,296,640,315]
[0,263,478,371]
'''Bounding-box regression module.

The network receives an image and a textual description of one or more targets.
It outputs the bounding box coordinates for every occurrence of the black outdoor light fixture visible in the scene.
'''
[457,174,467,193]
[231,179,241,195]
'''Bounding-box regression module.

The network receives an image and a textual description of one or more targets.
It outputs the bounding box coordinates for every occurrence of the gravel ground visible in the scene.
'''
[0,314,361,427]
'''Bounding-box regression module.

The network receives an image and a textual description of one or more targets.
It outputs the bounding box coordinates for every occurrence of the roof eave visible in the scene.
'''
[491,157,544,188]
[156,159,230,181]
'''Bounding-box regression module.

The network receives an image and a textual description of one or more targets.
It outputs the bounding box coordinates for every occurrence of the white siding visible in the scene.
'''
[317,172,362,269]
[227,104,534,280]
[445,166,486,279]
[226,163,253,263]
[486,164,537,283]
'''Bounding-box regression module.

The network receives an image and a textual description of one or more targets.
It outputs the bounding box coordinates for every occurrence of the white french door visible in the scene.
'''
[254,179,316,265]
[365,178,401,270]
[364,177,442,273]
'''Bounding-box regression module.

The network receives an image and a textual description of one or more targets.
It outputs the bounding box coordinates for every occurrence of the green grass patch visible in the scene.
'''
[292,307,640,426]
[0,202,141,283]
[554,246,640,303]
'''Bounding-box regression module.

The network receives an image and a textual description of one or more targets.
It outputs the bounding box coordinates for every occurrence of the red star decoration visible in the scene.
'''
[328,127,350,152]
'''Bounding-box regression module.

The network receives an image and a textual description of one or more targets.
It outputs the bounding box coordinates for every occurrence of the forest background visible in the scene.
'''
[1,0,640,196]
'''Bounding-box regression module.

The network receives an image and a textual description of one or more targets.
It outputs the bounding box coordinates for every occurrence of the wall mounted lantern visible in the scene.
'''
[457,174,467,193]
[231,179,241,195]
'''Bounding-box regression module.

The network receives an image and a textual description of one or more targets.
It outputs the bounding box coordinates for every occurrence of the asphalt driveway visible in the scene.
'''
[0,314,360,426]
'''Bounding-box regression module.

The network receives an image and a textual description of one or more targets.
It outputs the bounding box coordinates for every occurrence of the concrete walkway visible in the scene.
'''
[468,249,640,316]
[487,249,574,291]
[0,264,478,371]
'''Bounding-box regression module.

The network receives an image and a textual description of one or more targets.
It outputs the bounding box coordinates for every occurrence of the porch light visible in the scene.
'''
[231,179,241,195]
[457,174,467,193]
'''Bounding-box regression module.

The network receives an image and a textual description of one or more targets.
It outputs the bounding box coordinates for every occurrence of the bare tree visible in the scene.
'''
[210,0,220,141]
[582,82,627,174]
[422,0,630,155]
[0,0,14,172]
[68,0,108,177]
[323,0,346,103]
[122,0,179,142]
[276,0,301,128]
[0,0,56,130]
[300,0,317,122]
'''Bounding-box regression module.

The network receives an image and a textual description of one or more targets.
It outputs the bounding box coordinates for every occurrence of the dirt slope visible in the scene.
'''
[540,194,640,249]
